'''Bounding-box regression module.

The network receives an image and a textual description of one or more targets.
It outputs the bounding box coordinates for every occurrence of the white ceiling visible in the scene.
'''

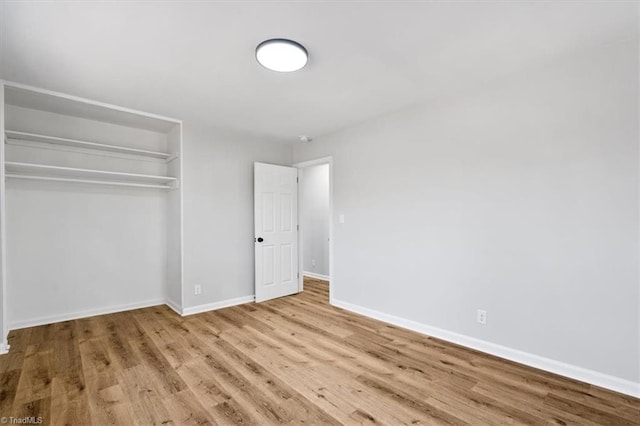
[1,1,637,142]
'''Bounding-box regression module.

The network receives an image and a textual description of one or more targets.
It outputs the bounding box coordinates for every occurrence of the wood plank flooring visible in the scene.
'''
[0,277,638,425]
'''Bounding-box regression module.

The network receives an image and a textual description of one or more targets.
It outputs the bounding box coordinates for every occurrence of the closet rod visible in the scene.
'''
[5,174,172,189]
[5,130,172,159]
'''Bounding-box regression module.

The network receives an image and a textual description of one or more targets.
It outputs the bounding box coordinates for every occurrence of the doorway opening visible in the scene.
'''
[295,157,333,303]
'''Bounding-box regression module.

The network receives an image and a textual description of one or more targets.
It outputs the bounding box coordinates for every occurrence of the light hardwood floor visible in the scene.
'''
[0,277,638,425]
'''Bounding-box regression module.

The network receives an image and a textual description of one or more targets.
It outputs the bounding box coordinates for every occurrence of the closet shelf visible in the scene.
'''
[5,174,173,189]
[5,130,172,160]
[5,161,178,188]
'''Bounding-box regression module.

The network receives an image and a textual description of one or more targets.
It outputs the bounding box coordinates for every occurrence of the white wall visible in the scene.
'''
[6,182,167,327]
[181,123,292,309]
[294,40,639,387]
[301,164,330,277]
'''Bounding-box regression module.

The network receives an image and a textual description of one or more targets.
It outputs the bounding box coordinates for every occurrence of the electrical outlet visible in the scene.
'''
[477,309,487,325]
[311,259,316,267]
[195,285,202,295]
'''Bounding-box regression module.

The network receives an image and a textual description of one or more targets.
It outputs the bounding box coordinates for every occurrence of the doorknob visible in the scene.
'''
[256,237,264,243]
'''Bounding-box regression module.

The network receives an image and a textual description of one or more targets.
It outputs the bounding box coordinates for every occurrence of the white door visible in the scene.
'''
[254,162,299,302]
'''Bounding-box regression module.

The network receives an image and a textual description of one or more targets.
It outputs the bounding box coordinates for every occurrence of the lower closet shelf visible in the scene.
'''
[5,174,174,189]
[5,161,178,189]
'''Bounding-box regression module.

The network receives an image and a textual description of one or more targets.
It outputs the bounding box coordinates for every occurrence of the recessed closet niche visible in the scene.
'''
[0,82,183,346]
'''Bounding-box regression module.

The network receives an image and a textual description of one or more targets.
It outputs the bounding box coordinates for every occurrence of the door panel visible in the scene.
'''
[262,245,275,285]
[262,192,275,232]
[255,163,298,302]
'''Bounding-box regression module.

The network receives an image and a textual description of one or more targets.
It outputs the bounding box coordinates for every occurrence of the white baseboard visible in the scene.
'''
[303,271,330,281]
[165,298,183,316]
[332,298,640,398]
[182,295,255,316]
[0,343,9,355]
[9,298,165,330]
[6,293,254,332]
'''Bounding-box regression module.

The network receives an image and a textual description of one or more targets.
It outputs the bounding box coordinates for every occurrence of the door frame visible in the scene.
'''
[293,156,333,303]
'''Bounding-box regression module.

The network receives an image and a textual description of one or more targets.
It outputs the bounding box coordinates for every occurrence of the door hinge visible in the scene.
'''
[296,177,299,183]
[297,225,299,231]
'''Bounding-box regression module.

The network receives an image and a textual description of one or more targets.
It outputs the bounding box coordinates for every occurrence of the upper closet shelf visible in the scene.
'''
[5,130,173,160]
[5,82,180,133]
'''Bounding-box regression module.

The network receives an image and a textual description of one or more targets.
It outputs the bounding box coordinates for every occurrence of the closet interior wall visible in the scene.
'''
[0,82,183,347]
[0,87,6,352]
[166,124,183,311]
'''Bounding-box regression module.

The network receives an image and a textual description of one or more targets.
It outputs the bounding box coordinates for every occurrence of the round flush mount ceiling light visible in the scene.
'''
[256,39,308,72]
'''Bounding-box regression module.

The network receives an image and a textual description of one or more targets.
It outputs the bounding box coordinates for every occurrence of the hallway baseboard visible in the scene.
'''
[303,271,330,281]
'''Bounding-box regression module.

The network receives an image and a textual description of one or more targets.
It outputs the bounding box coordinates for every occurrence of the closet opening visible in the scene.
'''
[296,157,333,303]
